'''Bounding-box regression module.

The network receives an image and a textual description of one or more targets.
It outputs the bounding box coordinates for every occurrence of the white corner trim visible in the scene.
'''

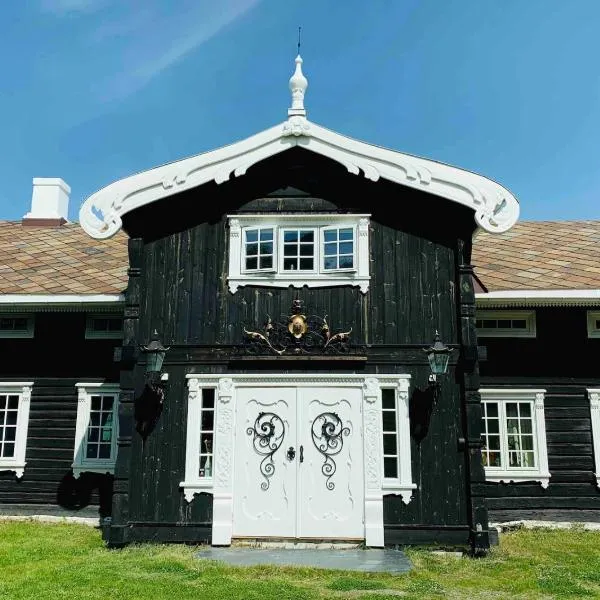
[0,383,33,479]
[72,384,119,479]
[79,118,519,240]
[476,289,600,308]
[588,389,600,489]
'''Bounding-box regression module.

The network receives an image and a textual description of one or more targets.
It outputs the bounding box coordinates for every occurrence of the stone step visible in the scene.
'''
[231,538,363,550]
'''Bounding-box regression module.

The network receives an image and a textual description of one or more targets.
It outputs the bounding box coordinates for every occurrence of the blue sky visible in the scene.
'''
[1,0,599,222]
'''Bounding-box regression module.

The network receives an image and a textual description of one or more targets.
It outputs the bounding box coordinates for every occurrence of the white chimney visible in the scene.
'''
[23,178,71,226]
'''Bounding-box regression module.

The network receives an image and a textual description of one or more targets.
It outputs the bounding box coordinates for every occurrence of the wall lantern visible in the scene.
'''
[424,331,453,384]
[140,329,170,393]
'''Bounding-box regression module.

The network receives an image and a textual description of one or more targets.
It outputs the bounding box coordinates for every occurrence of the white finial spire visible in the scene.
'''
[288,54,308,117]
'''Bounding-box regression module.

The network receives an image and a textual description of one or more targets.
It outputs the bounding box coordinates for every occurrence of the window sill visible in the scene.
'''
[381,482,417,505]
[180,480,214,502]
[72,464,115,479]
[0,462,26,479]
[485,470,550,488]
[228,274,370,294]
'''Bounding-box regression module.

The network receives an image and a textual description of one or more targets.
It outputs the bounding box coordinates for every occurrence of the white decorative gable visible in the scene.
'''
[79,55,519,240]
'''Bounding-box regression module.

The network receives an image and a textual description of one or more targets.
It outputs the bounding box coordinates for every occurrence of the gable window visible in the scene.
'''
[587,311,600,338]
[475,310,536,338]
[480,388,550,487]
[85,315,123,339]
[227,214,370,293]
[0,315,34,339]
[0,382,33,478]
[73,383,119,478]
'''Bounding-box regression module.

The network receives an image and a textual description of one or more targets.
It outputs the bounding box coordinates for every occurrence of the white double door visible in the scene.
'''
[233,385,364,540]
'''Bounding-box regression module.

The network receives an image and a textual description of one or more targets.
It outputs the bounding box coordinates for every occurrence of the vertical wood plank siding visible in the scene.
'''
[480,307,600,521]
[110,148,479,545]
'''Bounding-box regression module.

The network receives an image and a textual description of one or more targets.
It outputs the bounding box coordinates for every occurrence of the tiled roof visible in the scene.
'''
[473,220,600,291]
[0,222,128,295]
[0,219,598,296]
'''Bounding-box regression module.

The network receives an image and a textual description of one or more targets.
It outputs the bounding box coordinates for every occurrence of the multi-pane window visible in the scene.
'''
[381,388,398,479]
[199,389,215,479]
[86,394,116,460]
[282,229,315,271]
[244,228,274,271]
[323,227,354,270]
[73,384,119,478]
[0,383,33,478]
[0,315,34,338]
[475,311,536,338]
[0,394,19,459]
[85,315,123,339]
[228,215,371,294]
[479,389,550,487]
[587,311,600,338]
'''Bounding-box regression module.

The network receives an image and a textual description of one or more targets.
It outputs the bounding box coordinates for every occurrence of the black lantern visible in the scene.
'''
[140,329,169,383]
[424,331,453,383]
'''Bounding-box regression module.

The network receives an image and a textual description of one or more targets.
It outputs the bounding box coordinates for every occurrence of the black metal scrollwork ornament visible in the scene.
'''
[311,412,350,490]
[247,412,285,490]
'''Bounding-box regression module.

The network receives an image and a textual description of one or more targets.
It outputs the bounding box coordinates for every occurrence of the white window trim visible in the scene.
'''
[72,383,119,478]
[587,311,600,338]
[476,310,536,338]
[85,315,124,339]
[227,214,371,294]
[182,373,413,548]
[0,382,33,478]
[480,388,550,488]
[587,389,600,489]
[0,315,34,339]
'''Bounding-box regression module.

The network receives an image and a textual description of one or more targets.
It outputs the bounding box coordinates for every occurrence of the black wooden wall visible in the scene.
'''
[0,312,119,517]
[108,148,486,546]
[480,306,600,521]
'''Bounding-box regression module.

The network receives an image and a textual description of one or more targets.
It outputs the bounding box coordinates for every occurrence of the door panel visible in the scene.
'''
[232,387,296,538]
[298,387,364,539]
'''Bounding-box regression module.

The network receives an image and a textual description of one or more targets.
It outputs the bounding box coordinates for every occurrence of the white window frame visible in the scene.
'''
[227,214,370,294]
[587,311,600,338]
[476,310,536,338]
[479,388,550,488]
[0,315,34,339]
[85,315,124,339]
[0,382,33,478]
[72,383,119,478]
[587,389,600,489]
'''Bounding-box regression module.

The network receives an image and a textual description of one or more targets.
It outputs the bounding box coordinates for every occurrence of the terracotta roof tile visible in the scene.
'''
[0,222,128,295]
[473,220,600,291]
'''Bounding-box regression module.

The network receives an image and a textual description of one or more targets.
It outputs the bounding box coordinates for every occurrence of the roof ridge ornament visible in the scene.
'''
[288,54,308,117]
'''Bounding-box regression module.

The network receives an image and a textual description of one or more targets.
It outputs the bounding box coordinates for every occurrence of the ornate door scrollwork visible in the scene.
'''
[247,412,285,490]
[311,412,350,490]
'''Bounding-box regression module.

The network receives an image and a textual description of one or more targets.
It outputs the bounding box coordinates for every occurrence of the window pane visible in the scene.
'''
[202,389,215,408]
[324,242,336,256]
[98,444,111,459]
[339,256,353,269]
[245,230,258,242]
[497,319,512,328]
[339,228,353,240]
[90,412,100,426]
[6,411,17,426]
[382,389,395,410]
[101,427,112,442]
[260,256,273,269]
[506,403,518,418]
[0,396,5,410]
[246,243,258,256]
[383,457,398,478]
[259,229,273,241]
[91,396,101,411]
[382,411,396,432]
[487,435,501,451]
[246,257,258,270]
[324,257,336,270]
[4,426,16,442]
[86,445,97,459]
[520,418,532,434]
[102,397,114,411]
[507,419,519,433]
[482,320,497,328]
[522,451,536,467]
[519,403,531,418]
[511,319,527,329]
[101,412,113,427]
[259,242,272,255]
[324,230,336,242]
[3,443,15,457]
[339,242,353,255]
[284,245,296,256]
[284,230,297,242]
[485,402,498,418]
[201,433,213,454]
[300,244,313,256]
[486,418,499,434]
[284,258,296,270]
[300,258,313,270]
[299,231,313,242]
[7,396,18,410]
[520,435,534,450]
[383,433,397,454]
[88,428,99,443]
[201,410,214,431]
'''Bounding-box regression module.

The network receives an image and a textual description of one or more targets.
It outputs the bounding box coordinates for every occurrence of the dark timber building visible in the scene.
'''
[0,57,598,553]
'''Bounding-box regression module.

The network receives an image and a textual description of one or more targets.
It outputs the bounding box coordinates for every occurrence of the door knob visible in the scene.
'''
[287,446,296,461]
[299,445,304,463]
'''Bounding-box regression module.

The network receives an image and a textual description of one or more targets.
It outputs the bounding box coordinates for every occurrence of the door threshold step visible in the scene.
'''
[231,538,363,550]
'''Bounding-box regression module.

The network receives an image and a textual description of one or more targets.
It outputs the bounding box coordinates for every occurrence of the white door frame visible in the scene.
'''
[183,373,415,547]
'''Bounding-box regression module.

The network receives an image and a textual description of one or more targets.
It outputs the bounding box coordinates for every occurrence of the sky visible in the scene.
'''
[1,0,599,223]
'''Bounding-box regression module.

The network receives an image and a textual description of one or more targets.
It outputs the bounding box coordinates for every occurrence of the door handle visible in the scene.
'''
[287,446,296,461]
[299,445,304,463]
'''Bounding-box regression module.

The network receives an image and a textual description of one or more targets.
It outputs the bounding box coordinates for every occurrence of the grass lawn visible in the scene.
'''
[1,522,600,599]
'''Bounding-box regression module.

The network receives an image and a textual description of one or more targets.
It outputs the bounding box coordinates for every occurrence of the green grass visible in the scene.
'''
[1,522,600,599]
